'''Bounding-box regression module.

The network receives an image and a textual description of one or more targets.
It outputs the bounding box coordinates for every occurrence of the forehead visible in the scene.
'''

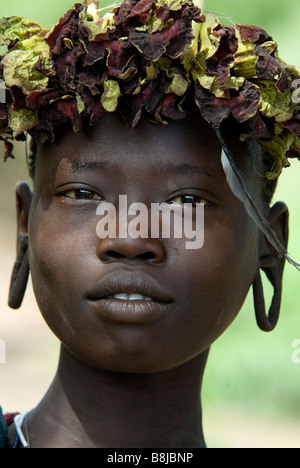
[35,111,249,187]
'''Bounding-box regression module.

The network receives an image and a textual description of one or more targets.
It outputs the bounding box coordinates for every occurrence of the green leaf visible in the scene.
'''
[198,13,220,61]
[165,73,189,96]
[232,40,257,79]
[158,0,186,11]
[197,75,244,98]
[0,16,47,48]
[101,79,121,112]
[291,135,300,154]
[258,79,293,123]
[2,36,51,95]
[259,128,293,179]
[80,11,116,41]
[8,106,38,137]
[76,93,85,114]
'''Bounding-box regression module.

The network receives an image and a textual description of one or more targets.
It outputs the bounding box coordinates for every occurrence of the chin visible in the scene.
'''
[66,343,191,375]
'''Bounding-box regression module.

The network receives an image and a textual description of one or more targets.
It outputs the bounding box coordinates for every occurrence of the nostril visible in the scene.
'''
[97,238,166,264]
[106,250,126,259]
[137,252,156,261]
[106,251,156,261]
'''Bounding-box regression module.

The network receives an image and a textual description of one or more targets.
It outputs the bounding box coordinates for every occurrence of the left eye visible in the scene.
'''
[62,189,103,201]
[169,195,205,207]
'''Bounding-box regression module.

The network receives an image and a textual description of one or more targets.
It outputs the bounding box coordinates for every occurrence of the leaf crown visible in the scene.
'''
[1,0,300,179]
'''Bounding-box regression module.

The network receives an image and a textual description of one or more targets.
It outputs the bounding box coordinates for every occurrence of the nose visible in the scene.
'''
[97,237,166,264]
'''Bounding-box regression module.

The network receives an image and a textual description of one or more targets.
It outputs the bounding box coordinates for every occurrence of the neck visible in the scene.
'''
[29,346,209,448]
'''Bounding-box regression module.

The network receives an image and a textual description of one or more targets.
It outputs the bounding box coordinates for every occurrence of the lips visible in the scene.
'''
[87,271,173,304]
[86,272,174,324]
[107,293,154,302]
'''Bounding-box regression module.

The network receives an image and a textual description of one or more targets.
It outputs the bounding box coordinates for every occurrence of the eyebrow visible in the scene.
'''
[70,160,112,173]
[155,162,224,184]
[69,159,223,183]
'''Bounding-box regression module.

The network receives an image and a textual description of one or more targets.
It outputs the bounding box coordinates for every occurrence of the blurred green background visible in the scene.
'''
[0,0,300,448]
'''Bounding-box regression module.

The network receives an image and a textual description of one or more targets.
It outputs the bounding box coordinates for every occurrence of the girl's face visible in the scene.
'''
[28,113,260,373]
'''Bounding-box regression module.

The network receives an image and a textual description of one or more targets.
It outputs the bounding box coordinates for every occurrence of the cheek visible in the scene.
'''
[28,203,98,334]
[172,209,258,350]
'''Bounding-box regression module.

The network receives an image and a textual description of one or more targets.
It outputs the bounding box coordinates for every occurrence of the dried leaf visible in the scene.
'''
[101,79,121,112]
[8,106,38,136]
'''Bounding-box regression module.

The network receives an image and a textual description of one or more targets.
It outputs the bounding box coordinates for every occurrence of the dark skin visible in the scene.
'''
[9,110,288,448]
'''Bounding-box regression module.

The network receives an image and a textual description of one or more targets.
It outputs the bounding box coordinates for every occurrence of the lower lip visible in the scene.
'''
[88,298,172,324]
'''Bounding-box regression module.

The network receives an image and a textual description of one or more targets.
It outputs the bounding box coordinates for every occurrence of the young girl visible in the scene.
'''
[0,0,299,448]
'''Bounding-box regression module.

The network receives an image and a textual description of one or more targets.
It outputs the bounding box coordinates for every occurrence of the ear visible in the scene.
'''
[8,182,33,310]
[253,202,289,332]
[15,181,32,246]
[260,202,289,275]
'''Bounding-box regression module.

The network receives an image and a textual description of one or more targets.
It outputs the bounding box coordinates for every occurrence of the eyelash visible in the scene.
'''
[58,188,103,201]
[168,195,213,208]
[57,188,214,208]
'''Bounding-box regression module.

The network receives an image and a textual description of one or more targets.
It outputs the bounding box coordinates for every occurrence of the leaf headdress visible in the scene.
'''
[0,0,300,267]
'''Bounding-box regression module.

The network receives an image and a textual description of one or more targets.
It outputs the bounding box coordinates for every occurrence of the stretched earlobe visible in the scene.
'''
[8,183,32,310]
[8,237,29,309]
[252,202,289,332]
[252,268,282,332]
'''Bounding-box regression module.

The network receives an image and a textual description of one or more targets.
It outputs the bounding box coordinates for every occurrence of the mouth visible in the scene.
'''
[87,271,173,303]
[86,272,174,324]
[106,293,155,302]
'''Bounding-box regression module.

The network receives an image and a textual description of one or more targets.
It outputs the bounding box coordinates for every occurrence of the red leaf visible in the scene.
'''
[78,72,102,95]
[129,17,194,60]
[195,83,231,128]
[84,41,107,66]
[284,120,300,136]
[255,45,288,92]
[54,44,86,87]
[26,89,64,109]
[122,0,156,27]
[46,3,84,55]
[106,40,136,77]
[204,26,238,87]
[114,0,138,26]
[230,82,261,123]
[238,25,273,45]
[90,99,107,125]
[120,78,164,127]
[4,139,14,161]
[155,94,186,123]
[241,112,273,141]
